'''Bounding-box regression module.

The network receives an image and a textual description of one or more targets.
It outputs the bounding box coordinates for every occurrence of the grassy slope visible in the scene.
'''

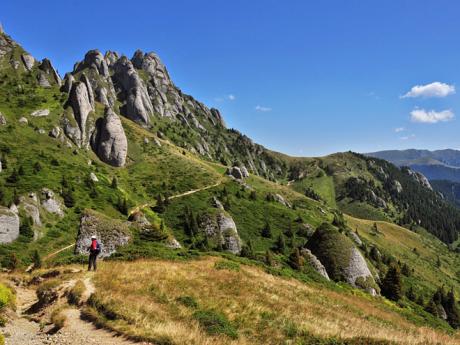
[87,257,460,345]
[346,215,460,298]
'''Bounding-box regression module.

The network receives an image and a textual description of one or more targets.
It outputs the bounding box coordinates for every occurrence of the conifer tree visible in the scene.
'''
[264,250,274,267]
[288,248,304,270]
[445,288,460,328]
[32,250,42,269]
[274,234,287,254]
[381,265,403,301]
[261,222,272,238]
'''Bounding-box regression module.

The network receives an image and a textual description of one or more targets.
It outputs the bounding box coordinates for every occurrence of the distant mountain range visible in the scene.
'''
[367,149,460,182]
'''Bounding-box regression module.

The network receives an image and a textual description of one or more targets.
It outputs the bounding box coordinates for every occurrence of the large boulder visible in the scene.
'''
[30,109,49,117]
[38,58,61,86]
[307,223,377,293]
[227,166,244,179]
[0,206,20,243]
[41,188,64,217]
[75,209,131,258]
[21,54,35,71]
[91,107,128,167]
[201,210,242,254]
[0,112,6,125]
[300,248,330,280]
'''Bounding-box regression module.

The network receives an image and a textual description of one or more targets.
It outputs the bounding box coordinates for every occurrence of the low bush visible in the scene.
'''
[67,280,85,305]
[192,309,238,339]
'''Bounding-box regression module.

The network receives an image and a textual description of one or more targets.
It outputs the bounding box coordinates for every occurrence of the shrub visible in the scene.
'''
[50,307,66,330]
[193,309,238,339]
[36,279,60,306]
[176,296,198,309]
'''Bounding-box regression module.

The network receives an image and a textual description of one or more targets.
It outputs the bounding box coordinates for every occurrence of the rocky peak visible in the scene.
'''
[38,58,62,86]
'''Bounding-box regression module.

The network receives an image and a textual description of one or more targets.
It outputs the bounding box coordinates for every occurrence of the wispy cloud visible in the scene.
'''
[214,94,236,102]
[367,91,381,100]
[400,134,416,140]
[255,105,272,112]
[394,127,405,133]
[401,82,455,98]
[410,108,454,123]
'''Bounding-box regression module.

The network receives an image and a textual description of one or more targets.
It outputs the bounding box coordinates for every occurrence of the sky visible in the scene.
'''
[3,0,460,156]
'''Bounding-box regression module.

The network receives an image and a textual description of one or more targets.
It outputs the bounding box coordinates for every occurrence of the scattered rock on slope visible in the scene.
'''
[30,109,49,117]
[0,112,6,125]
[91,107,128,167]
[75,209,131,257]
[0,206,20,243]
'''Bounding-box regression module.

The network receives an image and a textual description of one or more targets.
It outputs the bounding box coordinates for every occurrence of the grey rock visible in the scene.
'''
[30,109,50,117]
[61,73,74,93]
[41,188,64,217]
[227,166,244,179]
[348,231,362,246]
[201,211,242,254]
[212,197,224,210]
[20,194,41,227]
[393,180,403,193]
[240,166,249,178]
[407,169,432,190]
[143,137,149,144]
[344,247,373,287]
[91,108,128,167]
[37,72,51,87]
[89,172,98,182]
[75,50,109,77]
[37,128,45,134]
[18,117,28,124]
[300,248,330,280]
[154,138,162,147]
[80,74,95,108]
[0,206,20,244]
[38,58,61,86]
[21,54,35,71]
[273,193,291,208]
[165,238,182,249]
[11,60,20,70]
[75,210,131,258]
[112,56,153,124]
[49,126,61,138]
[0,112,6,125]
[68,81,93,144]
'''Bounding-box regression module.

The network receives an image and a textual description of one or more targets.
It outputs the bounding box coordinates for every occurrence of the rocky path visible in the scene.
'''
[4,275,148,345]
[129,180,222,216]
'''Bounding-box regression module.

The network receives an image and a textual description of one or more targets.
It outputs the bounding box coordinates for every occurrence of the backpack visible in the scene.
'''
[90,240,101,254]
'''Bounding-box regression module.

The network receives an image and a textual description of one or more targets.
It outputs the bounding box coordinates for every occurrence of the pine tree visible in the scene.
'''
[33,161,42,173]
[18,165,25,176]
[264,250,274,267]
[288,248,304,270]
[261,222,272,238]
[274,234,287,254]
[7,168,18,183]
[19,217,34,240]
[445,288,460,328]
[425,298,439,317]
[32,250,42,269]
[406,286,416,302]
[401,263,411,277]
[111,177,118,189]
[381,265,403,301]
[240,240,255,259]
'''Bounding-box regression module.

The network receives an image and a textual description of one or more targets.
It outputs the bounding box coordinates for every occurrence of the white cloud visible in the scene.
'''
[394,127,405,133]
[214,94,236,102]
[228,94,235,101]
[401,82,455,98]
[255,105,272,112]
[400,134,416,140]
[410,108,454,123]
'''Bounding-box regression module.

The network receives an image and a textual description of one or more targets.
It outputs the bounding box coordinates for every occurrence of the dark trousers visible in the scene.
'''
[88,253,98,271]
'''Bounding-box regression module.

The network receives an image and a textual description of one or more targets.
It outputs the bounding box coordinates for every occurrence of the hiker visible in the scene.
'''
[88,235,101,271]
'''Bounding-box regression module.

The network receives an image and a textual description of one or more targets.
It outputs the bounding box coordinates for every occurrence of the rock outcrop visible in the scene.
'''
[19,193,41,226]
[407,169,432,190]
[91,107,128,167]
[307,223,377,294]
[201,210,242,254]
[0,112,6,125]
[21,54,35,71]
[67,81,93,146]
[31,109,50,117]
[227,166,244,179]
[300,248,330,280]
[41,188,64,217]
[38,58,61,86]
[75,209,131,258]
[0,206,20,243]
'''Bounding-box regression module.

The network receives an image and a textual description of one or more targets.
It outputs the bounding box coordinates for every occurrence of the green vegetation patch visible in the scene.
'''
[192,309,238,339]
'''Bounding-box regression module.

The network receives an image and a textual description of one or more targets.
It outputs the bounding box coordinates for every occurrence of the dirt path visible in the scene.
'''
[129,180,222,216]
[4,276,148,345]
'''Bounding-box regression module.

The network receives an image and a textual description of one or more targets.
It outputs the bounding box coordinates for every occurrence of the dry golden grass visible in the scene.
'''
[92,257,460,345]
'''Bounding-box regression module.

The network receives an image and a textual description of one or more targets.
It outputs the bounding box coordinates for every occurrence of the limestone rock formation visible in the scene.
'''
[75,209,131,258]
[49,126,61,138]
[19,193,41,226]
[21,53,35,71]
[38,58,61,86]
[67,81,93,146]
[201,210,242,254]
[307,223,377,294]
[300,248,330,280]
[407,169,432,190]
[91,108,128,167]
[348,231,362,246]
[112,56,153,124]
[0,206,20,244]
[41,188,64,217]
[227,166,244,179]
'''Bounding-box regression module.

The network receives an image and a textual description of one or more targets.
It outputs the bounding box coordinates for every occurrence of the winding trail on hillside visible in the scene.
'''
[129,180,223,216]
[4,275,149,345]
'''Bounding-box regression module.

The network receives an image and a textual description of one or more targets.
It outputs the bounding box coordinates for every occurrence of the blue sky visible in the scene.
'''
[3,0,460,156]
